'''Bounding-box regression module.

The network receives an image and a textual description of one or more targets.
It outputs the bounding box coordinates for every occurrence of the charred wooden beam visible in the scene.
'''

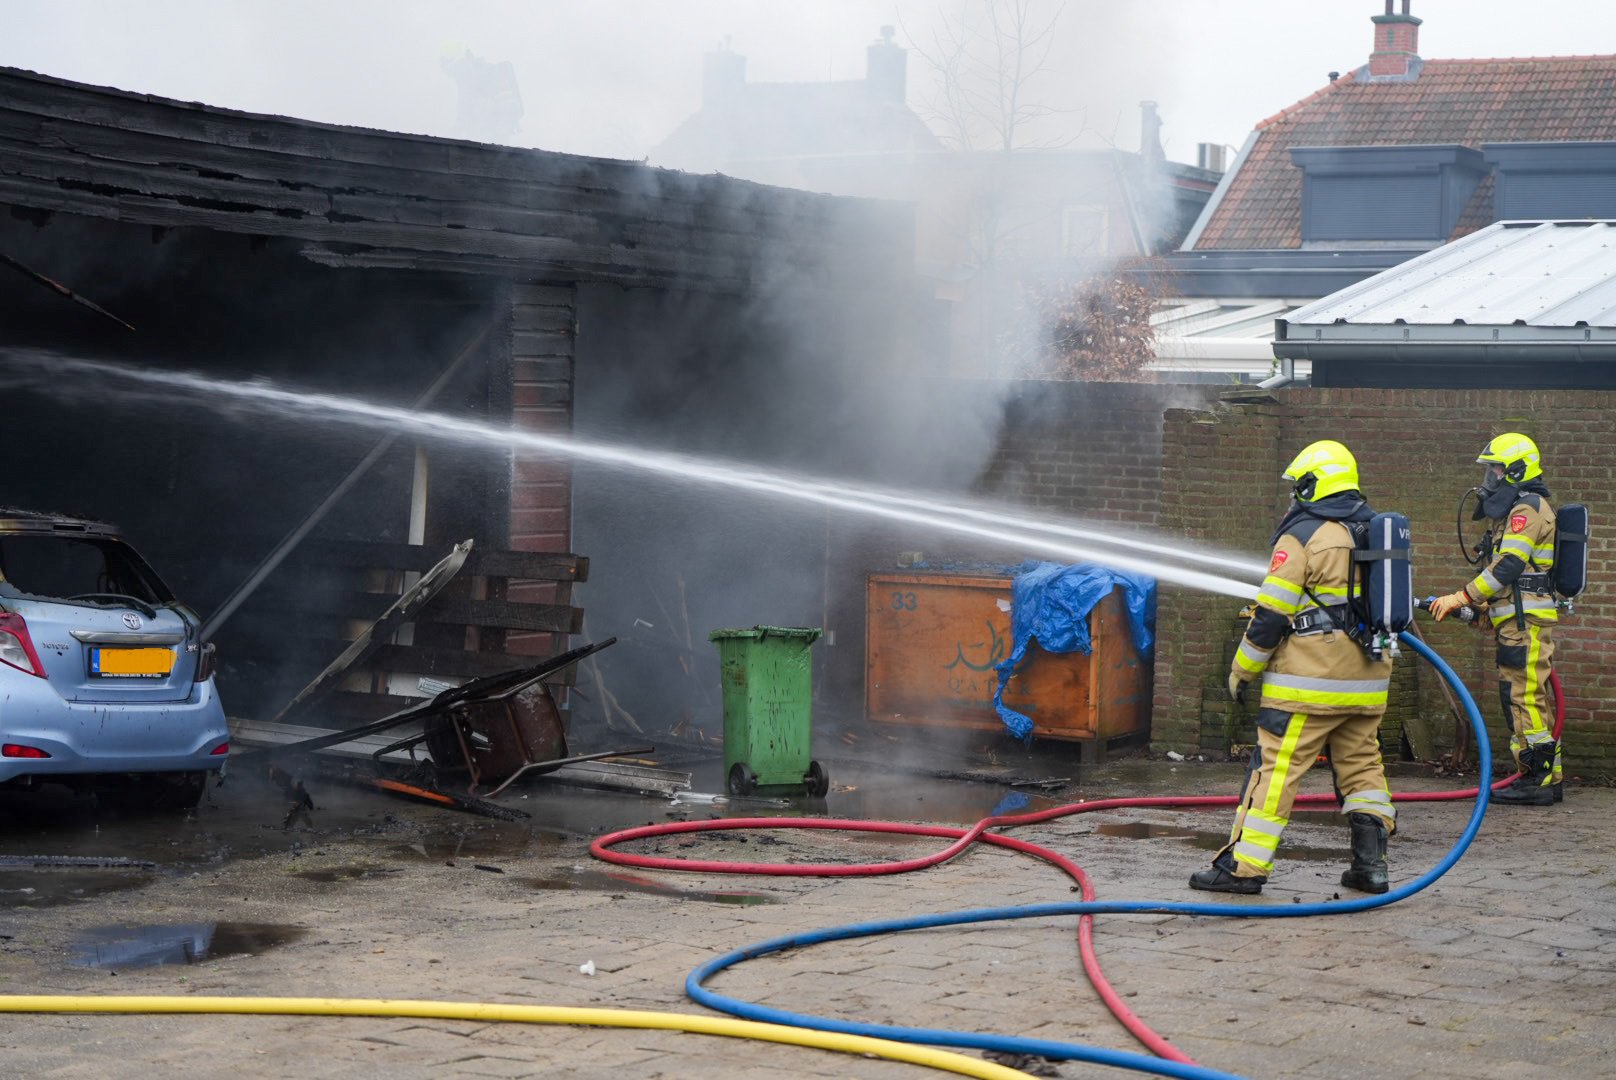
[300,539,587,581]
[0,249,135,330]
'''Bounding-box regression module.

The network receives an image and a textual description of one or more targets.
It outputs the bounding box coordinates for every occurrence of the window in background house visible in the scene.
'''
[1062,206,1109,257]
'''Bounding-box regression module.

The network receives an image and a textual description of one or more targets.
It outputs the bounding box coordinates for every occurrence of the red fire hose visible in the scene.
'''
[593,672,1566,1065]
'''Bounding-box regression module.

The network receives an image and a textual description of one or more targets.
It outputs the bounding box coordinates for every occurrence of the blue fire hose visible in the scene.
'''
[685,632,1489,1080]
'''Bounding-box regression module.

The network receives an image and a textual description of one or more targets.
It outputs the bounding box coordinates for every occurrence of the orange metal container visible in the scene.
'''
[865,572,1151,751]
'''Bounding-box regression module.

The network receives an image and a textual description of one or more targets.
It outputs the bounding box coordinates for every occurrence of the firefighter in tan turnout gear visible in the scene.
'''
[1191,440,1396,895]
[1429,433,1561,806]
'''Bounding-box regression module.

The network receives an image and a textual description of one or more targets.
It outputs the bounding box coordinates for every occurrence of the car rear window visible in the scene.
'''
[0,536,171,604]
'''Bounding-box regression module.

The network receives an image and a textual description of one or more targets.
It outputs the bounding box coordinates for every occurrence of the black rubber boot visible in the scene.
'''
[1339,811,1389,894]
[1189,852,1264,894]
[1494,743,1555,806]
[1552,782,1564,803]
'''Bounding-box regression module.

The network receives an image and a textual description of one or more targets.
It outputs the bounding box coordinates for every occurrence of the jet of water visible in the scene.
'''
[0,350,1263,599]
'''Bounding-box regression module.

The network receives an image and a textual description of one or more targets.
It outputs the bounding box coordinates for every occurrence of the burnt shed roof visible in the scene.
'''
[0,67,909,291]
[1192,55,1616,250]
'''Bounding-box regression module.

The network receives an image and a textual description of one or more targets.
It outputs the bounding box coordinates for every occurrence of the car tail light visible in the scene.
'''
[210,742,229,756]
[2,743,49,758]
[0,613,46,678]
[194,642,217,683]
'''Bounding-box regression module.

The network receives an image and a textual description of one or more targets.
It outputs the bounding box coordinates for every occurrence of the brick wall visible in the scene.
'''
[505,282,577,657]
[1153,388,1615,776]
[974,381,1220,526]
[1154,401,1281,753]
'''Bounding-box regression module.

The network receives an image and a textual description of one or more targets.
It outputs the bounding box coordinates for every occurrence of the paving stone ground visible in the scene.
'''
[1,765,1613,1079]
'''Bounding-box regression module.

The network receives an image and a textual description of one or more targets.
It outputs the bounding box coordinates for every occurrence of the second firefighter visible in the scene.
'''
[1429,433,1562,805]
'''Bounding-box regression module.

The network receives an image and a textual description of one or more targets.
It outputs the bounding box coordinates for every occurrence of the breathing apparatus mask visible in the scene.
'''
[1471,434,1539,521]
[1472,464,1517,521]
[1473,452,1531,520]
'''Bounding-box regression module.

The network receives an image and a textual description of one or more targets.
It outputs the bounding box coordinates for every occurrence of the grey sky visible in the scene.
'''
[4,1,1614,166]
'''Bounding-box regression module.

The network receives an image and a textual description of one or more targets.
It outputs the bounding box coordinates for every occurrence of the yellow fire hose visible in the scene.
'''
[0,995,1036,1080]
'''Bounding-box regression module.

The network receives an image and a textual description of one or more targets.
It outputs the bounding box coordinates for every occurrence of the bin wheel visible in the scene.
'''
[727,762,757,797]
[805,760,829,798]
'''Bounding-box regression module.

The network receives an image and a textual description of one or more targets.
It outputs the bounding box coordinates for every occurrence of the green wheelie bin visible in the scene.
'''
[708,625,827,797]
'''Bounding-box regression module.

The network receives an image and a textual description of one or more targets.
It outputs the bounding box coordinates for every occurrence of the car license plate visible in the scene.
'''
[92,647,174,678]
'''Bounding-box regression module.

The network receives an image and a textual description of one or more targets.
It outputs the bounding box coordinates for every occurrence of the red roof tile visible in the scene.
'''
[1194,56,1616,249]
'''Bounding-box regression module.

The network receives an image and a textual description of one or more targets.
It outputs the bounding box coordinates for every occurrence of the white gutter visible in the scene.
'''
[1152,336,1279,363]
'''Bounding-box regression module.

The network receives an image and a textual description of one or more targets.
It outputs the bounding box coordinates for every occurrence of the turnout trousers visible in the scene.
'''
[1495,619,1559,784]
[1218,709,1396,880]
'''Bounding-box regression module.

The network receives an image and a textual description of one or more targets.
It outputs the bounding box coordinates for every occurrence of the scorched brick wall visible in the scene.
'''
[505,282,577,657]
[975,382,1219,525]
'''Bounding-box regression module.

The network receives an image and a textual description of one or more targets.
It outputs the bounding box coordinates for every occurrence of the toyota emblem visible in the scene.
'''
[122,613,142,630]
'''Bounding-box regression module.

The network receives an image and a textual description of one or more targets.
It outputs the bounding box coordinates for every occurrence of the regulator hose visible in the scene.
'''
[1457,486,1491,566]
[590,633,1491,1080]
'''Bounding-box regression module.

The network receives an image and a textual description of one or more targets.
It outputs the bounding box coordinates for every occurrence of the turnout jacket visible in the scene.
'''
[1231,494,1392,716]
[1463,486,1557,628]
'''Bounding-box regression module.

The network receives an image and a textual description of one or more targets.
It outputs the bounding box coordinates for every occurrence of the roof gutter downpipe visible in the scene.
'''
[1258,354,1295,389]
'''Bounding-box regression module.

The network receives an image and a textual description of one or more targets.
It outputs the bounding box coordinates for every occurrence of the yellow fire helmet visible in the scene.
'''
[1477,432,1542,483]
[1283,439,1360,502]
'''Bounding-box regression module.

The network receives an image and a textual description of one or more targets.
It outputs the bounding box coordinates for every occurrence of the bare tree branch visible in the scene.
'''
[905,0,1078,153]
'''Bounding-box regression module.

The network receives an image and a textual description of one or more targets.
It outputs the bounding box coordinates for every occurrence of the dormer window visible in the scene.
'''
[1483,142,1616,220]
[1289,144,1487,247]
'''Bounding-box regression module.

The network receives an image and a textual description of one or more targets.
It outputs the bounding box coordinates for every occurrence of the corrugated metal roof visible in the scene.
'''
[1152,298,1301,338]
[1282,220,1616,342]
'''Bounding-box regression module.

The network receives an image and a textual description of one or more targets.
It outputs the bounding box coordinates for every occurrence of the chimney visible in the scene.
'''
[1140,101,1164,164]
[703,39,746,107]
[1369,0,1422,80]
[866,25,906,102]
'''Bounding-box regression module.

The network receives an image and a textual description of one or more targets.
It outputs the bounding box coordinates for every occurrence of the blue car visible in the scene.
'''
[0,512,227,809]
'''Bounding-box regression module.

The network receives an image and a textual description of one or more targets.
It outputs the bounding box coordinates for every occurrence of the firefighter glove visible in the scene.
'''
[1228,670,1250,704]
[1428,591,1471,622]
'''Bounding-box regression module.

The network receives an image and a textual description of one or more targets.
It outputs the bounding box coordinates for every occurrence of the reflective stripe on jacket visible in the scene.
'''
[1237,516,1392,716]
[1464,495,1557,627]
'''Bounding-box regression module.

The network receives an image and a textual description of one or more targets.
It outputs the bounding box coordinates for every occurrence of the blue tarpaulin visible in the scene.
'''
[992,562,1157,741]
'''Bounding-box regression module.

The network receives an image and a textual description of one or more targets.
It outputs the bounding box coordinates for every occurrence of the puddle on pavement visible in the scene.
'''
[1093,821,1342,861]
[0,732,1378,896]
[818,769,1061,826]
[71,922,308,969]
[0,869,154,909]
[294,864,403,883]
[519,868,776,905]
[0,770,575,865]
[387,823,565,863]
[0,771,433,867]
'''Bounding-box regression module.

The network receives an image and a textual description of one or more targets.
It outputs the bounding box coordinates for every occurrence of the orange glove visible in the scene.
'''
[1428,591,1471,622]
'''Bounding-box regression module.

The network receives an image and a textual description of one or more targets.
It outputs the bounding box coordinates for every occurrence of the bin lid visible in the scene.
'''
[708,625,823,642]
